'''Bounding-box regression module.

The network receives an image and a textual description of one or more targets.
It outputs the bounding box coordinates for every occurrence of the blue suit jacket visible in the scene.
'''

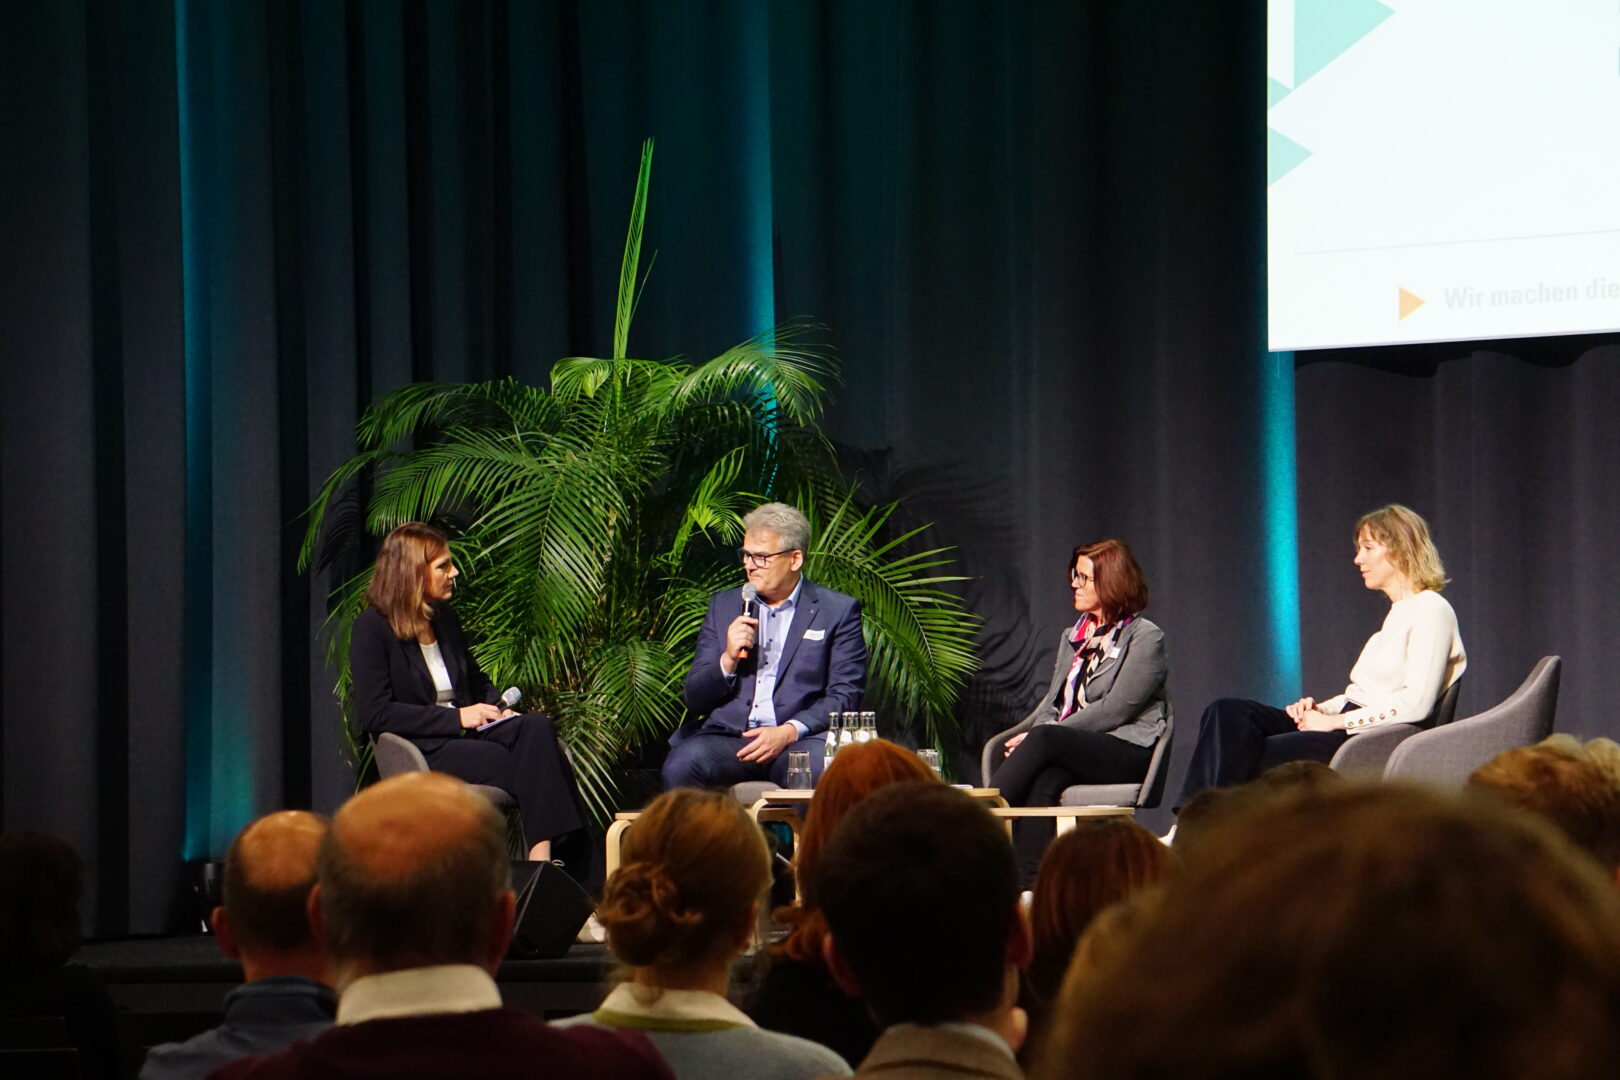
[675,578,868,744]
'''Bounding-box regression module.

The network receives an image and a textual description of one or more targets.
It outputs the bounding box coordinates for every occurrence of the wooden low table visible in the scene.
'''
[747,786,1010,820]
[989,804,1135,836]
[607,788,1016,878]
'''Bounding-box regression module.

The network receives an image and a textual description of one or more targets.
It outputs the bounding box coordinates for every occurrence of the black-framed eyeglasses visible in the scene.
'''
[739,548,796,569]
[1070,568,1092,588]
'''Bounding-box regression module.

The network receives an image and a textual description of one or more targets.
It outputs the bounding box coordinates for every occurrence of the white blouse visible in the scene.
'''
[418,641,456,707]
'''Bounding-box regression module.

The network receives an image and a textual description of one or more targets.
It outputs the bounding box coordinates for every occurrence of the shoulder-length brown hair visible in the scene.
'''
[366,522,449,639]
[1072,539,1150,624]
[1356,504,1448,593]
[774,740,941,964]
[1027,818,1172,1007]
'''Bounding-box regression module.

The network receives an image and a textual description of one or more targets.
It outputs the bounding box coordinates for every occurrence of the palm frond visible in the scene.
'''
[669,320,835,426]
[613,140,655,360]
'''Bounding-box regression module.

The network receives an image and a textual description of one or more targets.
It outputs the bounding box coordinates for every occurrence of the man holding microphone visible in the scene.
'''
[662,502,867,790]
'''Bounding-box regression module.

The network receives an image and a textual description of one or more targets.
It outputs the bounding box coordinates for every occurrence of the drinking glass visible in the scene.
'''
[786,750,813,789]
[918,748,942,778]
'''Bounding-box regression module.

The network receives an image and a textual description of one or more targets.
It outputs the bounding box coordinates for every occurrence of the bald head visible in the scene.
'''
[222,810,327,952]
[317,773,512,975]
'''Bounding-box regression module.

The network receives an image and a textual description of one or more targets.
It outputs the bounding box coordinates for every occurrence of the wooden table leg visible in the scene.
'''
[605,818,635,878]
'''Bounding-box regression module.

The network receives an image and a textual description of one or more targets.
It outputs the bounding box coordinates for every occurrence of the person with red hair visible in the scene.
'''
[1021,818,1172,1063]
[992,539,1169,880]
[748,740,940,1066]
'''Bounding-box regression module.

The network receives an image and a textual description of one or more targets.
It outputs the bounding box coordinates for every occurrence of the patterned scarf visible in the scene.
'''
[1055,613,1131,720]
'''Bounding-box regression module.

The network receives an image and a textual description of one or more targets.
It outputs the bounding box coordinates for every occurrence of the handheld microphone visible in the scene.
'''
[738,585,758,660]
[474,687,525,733]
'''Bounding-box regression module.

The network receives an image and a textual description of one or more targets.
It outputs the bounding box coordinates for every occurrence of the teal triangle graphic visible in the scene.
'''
[1267,77,1292,109]
[1295,0,1393,86]
[1268,127,1311,186]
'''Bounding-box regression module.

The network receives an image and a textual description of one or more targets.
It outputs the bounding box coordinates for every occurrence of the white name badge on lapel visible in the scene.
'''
[1108,646,1122,659]
[804,628,826,641]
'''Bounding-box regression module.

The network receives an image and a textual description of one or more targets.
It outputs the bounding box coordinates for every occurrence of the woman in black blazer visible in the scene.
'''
[350,522,581,861]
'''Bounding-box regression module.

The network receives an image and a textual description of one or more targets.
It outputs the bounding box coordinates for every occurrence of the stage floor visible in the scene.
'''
[80,934,616,1019]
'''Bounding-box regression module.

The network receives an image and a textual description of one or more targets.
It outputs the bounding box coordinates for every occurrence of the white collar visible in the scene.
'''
[597,983,756,1028]
[761,578,804,612]
[336,964,502,1026]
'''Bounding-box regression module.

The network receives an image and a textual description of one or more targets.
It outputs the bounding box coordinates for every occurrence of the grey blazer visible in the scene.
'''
[1004,617,1168,748]
[852,1024,1024,1079]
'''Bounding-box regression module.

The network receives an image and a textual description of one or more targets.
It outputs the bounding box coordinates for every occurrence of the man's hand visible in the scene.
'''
[719,615,760,675]
[1295,709,1343,732]
[1003,731,1028,756]
[737,724,798,763]
[1284,697,1317,722]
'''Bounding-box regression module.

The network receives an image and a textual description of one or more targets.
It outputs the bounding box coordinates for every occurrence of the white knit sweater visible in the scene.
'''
[1318,590,1467,731]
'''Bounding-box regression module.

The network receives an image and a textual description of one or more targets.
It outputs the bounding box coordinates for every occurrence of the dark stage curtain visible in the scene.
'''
[1296,339,1620,743]
[5,1,1607,936]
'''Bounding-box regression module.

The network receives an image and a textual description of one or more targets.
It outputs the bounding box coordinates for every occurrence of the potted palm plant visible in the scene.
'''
[300,141,980,820]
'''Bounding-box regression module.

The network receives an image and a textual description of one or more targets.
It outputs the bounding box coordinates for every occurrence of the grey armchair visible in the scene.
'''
[371,732,527,856]
[1326,676,1464,777]
[1384,656,1561,786]
[981,702,1176,810]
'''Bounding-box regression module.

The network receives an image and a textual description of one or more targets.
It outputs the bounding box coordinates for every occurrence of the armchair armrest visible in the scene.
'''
[1329,723,1419,777]
[373,732,431,777]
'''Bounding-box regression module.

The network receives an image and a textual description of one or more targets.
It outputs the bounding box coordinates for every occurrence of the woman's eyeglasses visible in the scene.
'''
[1070,568,1092,588]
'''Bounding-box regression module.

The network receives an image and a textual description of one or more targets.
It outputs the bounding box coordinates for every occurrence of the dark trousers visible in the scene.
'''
[661,729,829,790]
[423,713,583,844]
[991,725,1152,883]
[1176,698,1350,807]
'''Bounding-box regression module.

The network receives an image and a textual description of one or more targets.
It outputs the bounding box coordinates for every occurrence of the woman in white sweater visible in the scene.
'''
[1177,504,1466,803]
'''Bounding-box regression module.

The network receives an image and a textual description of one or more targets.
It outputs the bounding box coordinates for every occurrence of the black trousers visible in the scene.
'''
[991,725,1152,882]
[422,713,583,844]
[1176,698,1350,807]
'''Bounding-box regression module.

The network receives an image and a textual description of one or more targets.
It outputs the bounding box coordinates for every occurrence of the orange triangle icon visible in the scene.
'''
[1398,287,1425,320]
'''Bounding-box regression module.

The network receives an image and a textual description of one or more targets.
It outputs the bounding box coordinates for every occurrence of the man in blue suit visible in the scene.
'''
[663,502,868,790]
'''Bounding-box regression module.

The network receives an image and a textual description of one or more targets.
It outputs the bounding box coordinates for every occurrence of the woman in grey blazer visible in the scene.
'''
[992,539,1168,877]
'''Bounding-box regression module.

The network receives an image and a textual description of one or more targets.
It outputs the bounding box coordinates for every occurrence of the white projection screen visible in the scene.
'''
[1267,0,1620,351]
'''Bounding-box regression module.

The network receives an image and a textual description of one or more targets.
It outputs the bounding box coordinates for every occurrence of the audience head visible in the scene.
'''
[314,772,512,984]
[598,788,770,983]
[1026,818,1171,1008]
[1469,735,1620,882]
[0,831,86,978]
[216,810,329,978]
[366,521,451,638]
[1070,539,1149,623]
[1062,891,1157,993]
[777,739,940,963]
[1035,782,1620,1080]
[1253,758,1342,794]
[817,783,1026,1027]
[1173,761,1344,853]
[1355,503,1447,592]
